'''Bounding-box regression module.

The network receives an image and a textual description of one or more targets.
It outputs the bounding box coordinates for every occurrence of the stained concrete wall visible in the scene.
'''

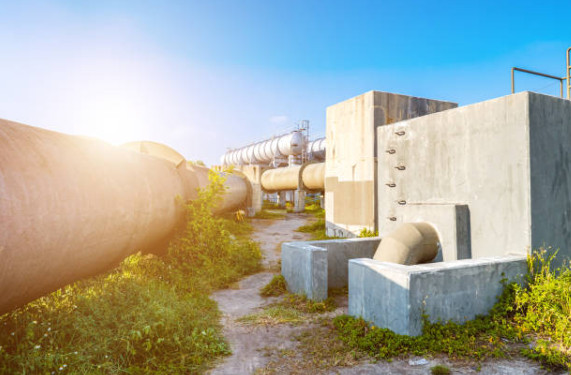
[325,91,457,237]
[349,256,527,336]
[377,92,571,264]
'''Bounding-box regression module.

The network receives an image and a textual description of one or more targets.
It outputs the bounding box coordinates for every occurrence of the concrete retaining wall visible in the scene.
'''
[281,237,381,300]
[348,256,528,336]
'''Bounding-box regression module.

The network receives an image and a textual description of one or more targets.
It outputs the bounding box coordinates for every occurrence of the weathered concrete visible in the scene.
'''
[377,92,571,265]
[325,91,457,237]
[239,165,265,214]
[282,237,381,300]
[401,204,471,261]
[348,256,528,336]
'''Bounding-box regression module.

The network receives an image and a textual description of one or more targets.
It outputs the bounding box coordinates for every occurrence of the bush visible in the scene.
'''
[0,171,262,374]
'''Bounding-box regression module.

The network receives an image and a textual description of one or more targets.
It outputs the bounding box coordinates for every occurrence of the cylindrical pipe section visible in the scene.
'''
[222,131,305,166]
[0,119,198,314]
[122,141,186,167]
[306,138,326,161]
[260,165,302,191]
[301,162,325,191]
[187,164,249,212]
[374,222,439,265]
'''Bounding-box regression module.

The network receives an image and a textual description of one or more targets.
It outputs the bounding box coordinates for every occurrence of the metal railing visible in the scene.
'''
[511,67,565,98]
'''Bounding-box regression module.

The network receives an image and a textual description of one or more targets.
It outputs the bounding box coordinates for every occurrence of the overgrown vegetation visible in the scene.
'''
[0,172,262,374]
[304,200,324,218]
[430,364,451,375]
[295,218,339,240]
[254,209,286,220]
[260,275,287,297]
[332,248,571,371]
[358,228,378,237]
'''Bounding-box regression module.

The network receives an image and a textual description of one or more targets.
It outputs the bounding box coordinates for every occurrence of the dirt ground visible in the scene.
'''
[208,214,566,375]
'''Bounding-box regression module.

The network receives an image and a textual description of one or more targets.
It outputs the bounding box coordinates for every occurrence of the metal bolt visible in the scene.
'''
[395,131,406,136]
[386,149,396,154]
[395,165,406,170]
[385,183,396,188]
[387,217,397,221]
[397,200,407,205]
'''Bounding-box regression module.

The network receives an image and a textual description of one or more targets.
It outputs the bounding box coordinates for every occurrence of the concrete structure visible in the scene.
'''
[377,91,571,265]
[0,119,199,314]
[325,91,457,237]
[281,237,380,301]
[348,256,527,336]
[239,165,265,215]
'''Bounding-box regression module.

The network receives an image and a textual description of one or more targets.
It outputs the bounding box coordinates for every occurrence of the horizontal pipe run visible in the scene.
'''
[0,120,199,314]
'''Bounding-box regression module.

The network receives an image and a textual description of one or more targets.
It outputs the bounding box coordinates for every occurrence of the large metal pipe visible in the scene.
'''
[260,162,326,192]
[306,137,326,161]
[301,163,325,190]
[260,165,301,191]
[0,119,199,314]
[187,164,249,212]
[374,222,439,265]
[222,131,304,166]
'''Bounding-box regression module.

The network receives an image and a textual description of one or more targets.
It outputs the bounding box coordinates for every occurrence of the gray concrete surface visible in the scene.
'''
[325,91,457,237]
[401,204,471,261]
[348,256,528,336]
[282,237,381,300]
[377,92,571,265]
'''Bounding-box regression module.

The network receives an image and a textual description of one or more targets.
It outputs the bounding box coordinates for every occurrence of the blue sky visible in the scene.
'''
[1,0,570,165]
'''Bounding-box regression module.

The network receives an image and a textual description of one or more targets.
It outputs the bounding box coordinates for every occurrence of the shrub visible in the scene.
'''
[260,275,288,297]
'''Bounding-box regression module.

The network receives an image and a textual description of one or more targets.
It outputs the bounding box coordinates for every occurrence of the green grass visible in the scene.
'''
[254,209,286,220]
[0,171,262,374]
[260,275,287,297]
[430,365,451,375]
[237,306,305,326]
[295,218,340,240]
[304,202,324,218]
[332,248,571,371]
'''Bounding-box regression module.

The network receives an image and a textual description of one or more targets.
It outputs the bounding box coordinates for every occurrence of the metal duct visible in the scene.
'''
[222,131,304,166]
[373,222,439,265]
[0,120,199,314]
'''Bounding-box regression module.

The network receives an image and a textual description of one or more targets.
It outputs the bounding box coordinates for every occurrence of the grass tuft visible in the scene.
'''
[260,275,287,297]
[430,364,451,375]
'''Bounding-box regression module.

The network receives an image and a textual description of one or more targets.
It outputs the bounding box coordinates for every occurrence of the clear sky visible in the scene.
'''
[1,0,570,165]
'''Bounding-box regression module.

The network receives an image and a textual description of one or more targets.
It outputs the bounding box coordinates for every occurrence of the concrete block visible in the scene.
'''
[401,204,471,261]
[281,243,327,301]
[282,237,381,300]
[348,256,527,336]
[326,91,457,237]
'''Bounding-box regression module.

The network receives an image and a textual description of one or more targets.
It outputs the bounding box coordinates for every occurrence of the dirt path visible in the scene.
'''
[209,214,565,375]
[209,214,314,375]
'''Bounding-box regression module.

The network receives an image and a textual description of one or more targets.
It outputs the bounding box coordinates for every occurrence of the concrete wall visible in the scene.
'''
[349,256,527,336]
[529,94,571,265]
[325,91,457,237]
[377,92,571,264]
[281,237,381,300]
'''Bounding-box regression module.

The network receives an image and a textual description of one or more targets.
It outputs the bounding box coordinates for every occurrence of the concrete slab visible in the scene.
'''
[348,256,528,336]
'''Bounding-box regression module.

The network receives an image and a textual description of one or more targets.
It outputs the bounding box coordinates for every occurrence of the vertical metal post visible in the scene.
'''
[567,47,571,99]
[511,68,515,94]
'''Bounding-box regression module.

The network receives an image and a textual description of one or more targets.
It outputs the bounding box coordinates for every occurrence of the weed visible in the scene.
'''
[430,364,451,375]
[0,171,262,374]
[358,228,378,237]
[276,293,336,314]
[237,306,305,326]
[260,275,287,297]
[296,219,340,240]
[254,209,286,220]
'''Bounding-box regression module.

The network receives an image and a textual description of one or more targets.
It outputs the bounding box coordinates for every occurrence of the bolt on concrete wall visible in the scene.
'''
[325,91,457,237]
